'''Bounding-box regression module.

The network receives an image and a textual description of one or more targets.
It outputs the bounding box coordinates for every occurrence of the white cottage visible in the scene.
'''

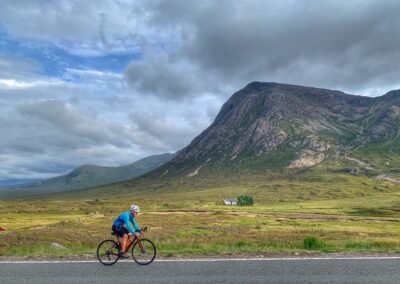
[224,198,238,205]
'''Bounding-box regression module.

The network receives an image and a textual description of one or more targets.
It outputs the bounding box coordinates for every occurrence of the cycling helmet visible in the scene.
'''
[130,204,140,213]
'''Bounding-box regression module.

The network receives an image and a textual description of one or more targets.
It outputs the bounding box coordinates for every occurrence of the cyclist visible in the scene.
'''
[112,204,141,258]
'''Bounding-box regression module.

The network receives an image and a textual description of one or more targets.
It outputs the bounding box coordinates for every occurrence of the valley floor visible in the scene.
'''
[1,186,400,257]
[1,160,400,257]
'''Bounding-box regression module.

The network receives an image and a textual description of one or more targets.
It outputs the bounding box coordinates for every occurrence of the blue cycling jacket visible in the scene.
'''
[112,212,140,234]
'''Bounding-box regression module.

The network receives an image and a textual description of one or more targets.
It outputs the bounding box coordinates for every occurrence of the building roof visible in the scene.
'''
[224,198,237,202]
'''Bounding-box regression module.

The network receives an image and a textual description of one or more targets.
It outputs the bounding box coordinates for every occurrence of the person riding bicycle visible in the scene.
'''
[112,204,141,258]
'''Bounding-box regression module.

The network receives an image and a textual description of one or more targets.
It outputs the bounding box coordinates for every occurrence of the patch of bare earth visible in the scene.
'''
[288,152,325,168]
[375,174,400,183]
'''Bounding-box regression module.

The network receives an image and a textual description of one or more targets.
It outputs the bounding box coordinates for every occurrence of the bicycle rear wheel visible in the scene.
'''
[131,238,156,265]
[97,239,120,265]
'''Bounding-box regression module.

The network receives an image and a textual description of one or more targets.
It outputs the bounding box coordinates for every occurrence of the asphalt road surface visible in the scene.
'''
[0,257,399,283]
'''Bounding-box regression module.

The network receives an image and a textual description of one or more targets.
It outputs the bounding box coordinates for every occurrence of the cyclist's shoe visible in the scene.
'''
[119,252,128,258]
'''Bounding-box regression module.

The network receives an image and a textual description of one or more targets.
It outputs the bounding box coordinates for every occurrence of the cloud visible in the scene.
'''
[2,0,400,181]
[0,98,138,179]
[122,0,400,97]
[0,78,65,90]
[64,68,122,80]
[0,56,221,179]
[128,95,219,152]
[5,1,400,96]
[0,56,42,79]
[0,57,139,180]
[125,53,206,100]
[0,0,166,56]
[3,1,400,95]
[130,111,193,151]
[17,100,124,146]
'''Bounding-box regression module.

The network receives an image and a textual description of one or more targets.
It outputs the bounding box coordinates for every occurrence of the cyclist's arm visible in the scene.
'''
[132,218,140,232]
[122,214,136,234]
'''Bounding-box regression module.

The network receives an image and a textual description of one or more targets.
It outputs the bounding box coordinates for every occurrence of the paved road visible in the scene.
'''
[0,258,399,283]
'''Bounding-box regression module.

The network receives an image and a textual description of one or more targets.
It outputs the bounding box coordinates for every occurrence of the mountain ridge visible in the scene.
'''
[156,82,400,176]
[0,153,173,198]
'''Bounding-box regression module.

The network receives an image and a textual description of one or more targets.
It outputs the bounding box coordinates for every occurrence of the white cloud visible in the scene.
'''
[0,78,65,90]
[0,0,166,56]
[64,68,122,79]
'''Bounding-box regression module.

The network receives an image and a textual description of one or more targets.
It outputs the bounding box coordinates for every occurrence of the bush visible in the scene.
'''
[236,240,247,247]
[237,195,254,206]
[303,236,324,250]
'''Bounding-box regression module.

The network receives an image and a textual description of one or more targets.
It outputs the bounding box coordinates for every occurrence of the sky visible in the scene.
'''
[1,0,400,182]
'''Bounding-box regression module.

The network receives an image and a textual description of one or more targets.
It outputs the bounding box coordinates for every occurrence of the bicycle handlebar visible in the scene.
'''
[135,226,148,234]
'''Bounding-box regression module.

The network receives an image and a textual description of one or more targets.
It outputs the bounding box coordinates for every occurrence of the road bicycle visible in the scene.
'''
[97,226,156,265]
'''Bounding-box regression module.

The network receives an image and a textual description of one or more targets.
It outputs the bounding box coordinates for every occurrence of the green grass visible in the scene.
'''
[1,153,400,257]
[303,236,325,250]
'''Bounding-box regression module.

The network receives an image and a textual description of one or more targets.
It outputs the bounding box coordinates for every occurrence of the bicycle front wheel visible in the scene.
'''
[97,239,120,265]
[131,238,156,265]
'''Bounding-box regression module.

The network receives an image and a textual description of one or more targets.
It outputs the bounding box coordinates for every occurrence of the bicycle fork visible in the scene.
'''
[138,239,146,254]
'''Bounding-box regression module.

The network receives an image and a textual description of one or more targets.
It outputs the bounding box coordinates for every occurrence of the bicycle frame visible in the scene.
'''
[116,234,145,253]
[97,226,155,265]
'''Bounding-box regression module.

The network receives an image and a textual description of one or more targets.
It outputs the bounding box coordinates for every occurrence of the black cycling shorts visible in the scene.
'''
[112,225,129,236]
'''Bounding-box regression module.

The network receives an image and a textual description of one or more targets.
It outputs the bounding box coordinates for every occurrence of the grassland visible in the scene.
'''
[1,155,400,258]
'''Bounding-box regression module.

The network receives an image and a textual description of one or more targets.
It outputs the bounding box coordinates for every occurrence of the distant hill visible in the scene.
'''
[0,179,40,186]
[0,153,172,198]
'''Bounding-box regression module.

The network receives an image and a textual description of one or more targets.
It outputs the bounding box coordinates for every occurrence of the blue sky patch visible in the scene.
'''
[0,31,141,78]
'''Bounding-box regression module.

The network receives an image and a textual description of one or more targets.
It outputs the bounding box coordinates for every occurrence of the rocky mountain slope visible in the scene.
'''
[158,82,400,176]
[0,153,172,197]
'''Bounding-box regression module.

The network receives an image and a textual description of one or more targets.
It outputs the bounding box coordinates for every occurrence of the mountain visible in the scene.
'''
[0,153,173,198]
[4,82,400,199]
[155,82,400,176]
[0,179,40,186]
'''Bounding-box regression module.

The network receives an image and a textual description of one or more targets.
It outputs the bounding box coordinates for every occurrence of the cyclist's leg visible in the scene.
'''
[115,225,129,253]
[121,233,128,252]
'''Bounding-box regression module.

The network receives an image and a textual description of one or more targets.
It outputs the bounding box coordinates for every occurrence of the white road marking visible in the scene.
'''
[0,256,399,264]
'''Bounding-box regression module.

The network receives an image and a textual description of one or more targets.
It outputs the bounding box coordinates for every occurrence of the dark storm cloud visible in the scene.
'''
[129,109,208,152]
[15,100,130,149]
[125,54,204,100]
[125,0,400,98]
